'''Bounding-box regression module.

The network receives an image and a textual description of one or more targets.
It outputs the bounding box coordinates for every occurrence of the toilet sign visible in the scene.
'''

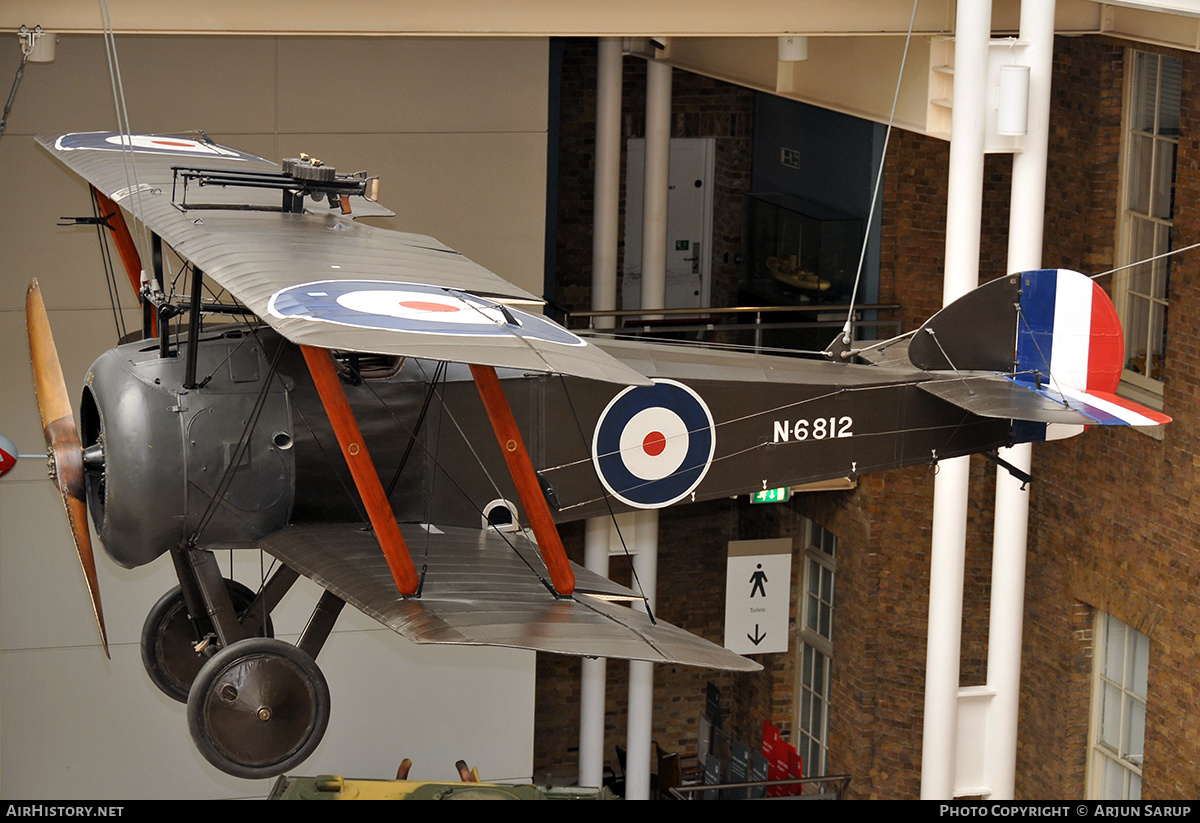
[724,538,792,655]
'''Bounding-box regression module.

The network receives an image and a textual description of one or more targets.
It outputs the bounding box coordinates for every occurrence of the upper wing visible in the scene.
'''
[39,132,648,386]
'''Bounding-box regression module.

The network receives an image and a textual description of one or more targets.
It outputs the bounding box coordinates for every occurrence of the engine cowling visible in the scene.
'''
[80,330,295,569]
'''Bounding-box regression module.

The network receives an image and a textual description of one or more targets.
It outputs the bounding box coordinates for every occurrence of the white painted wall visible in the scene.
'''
[0,34,547,799]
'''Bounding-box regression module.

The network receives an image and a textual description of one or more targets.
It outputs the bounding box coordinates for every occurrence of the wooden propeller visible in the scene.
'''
[26,279,109,657]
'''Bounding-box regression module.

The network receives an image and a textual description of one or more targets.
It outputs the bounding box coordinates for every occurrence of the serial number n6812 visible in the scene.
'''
[773,416,853,442]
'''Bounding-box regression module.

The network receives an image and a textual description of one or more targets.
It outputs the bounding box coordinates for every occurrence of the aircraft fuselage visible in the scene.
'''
[81,328,1012,570]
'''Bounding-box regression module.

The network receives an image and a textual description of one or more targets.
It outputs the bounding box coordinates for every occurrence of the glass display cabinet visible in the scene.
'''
[740,193,863,306]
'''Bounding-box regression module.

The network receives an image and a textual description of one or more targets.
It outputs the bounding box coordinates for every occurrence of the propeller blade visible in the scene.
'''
[26,279,109,658]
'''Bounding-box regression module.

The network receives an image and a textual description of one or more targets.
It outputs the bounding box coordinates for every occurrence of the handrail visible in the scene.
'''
[564,303,902,353]
[666,773,852,800]
[568,302,901,325]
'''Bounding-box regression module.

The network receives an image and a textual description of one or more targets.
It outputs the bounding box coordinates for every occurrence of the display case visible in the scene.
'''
[740,193,863,306]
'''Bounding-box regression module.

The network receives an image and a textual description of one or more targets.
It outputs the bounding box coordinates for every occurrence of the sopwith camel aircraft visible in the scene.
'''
[7,131,1168,778]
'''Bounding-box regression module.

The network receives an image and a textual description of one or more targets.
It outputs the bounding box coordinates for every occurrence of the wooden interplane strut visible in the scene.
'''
[300,345,420,596]
[92,186,156,336]
[92,188,141,295]
[469,364,576,596]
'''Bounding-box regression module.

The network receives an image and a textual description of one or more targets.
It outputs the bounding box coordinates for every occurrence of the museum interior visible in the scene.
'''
[0,0,1197,801]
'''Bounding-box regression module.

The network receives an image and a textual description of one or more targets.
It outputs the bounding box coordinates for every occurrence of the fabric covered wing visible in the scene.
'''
[257,523,760,672]
[38,132,648,385]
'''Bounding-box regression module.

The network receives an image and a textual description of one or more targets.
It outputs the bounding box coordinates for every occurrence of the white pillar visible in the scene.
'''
[624,59,670,800]
[625,511,659,800]
[579,521,612,788]
[640,59,671,318]
[986,446,1031,797]
[988,0,1056,799]
[591,37,623,332]
[922,461,971,799]
[921,0,992,800]
[579,37,625,790]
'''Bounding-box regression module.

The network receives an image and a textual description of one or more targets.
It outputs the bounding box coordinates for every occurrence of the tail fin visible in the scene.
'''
[1011,268,1123,395]
[909,269,1170,435]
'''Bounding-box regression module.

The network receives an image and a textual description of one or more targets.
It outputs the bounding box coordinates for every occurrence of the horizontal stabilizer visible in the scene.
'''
[919,375,1171,427]
[918,376,1102,425]
[910,269,1169,433]
[258,523,760,672]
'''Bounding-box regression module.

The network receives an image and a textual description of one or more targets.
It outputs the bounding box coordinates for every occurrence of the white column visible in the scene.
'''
[624,59,670,800]
[579,521,612,788]
[921,0,992,800]
[625,511,659,800]
[591,37,623,332]
[579,37,625,790]
[923,461,971,799]
[640,58,671,318]
[988,0,1056,799]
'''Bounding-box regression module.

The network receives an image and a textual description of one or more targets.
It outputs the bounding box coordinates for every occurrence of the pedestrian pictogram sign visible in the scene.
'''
[724,538,791,655]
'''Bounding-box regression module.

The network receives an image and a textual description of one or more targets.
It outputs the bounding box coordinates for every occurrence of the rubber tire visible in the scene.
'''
[141,580,273,703]
[187,638,330,780]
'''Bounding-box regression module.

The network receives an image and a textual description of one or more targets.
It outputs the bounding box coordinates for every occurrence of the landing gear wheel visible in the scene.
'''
[187,638,330,779]
[141,580,273,703]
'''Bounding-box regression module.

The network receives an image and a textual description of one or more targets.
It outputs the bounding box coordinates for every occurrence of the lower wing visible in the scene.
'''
[257,522,760,672]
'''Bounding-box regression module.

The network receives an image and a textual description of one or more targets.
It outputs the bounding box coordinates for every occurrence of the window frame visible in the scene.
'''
[1086,612,1149,800]
[1113,49,1181,409]
[793,521,836,778]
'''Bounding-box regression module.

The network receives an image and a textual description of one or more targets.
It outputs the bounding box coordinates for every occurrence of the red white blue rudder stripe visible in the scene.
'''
[1013,269,1170,438]
[591,379,715,509]
[1015,268,1123,395]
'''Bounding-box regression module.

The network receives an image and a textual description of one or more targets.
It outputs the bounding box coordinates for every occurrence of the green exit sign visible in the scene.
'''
[751,487,791,504]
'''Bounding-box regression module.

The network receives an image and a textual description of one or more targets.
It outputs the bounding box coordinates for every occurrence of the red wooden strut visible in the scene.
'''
[301,345,420,596]
[92,186,157,335]
[469,364,576,596]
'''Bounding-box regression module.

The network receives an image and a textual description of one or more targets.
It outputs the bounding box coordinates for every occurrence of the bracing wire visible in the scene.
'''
[1090,240,1200,280]
[188,338,286,544]
[347,361,561,592]
[841,0,921,349]
[0,41,28,141]
[99,0,155,295]
[385,361,447,498]
[90,188,128,340]
[556,374,655,621]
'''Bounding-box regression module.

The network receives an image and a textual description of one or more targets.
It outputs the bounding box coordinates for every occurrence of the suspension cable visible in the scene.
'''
[840,0,921,349]
[99,0,156,298]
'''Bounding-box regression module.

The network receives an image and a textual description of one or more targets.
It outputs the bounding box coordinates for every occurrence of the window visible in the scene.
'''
[1087,612,1149,799]
[1115,51,1181,406]
[794,522,836,777]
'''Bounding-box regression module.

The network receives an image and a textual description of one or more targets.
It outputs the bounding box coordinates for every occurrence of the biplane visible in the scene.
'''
[19,131,1169,779]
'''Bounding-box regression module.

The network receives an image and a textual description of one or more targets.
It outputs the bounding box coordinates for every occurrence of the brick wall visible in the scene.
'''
[553,40,753,317]
[1018,37,1200,799]
[536,34,1200,800]
[533,502,769,784]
